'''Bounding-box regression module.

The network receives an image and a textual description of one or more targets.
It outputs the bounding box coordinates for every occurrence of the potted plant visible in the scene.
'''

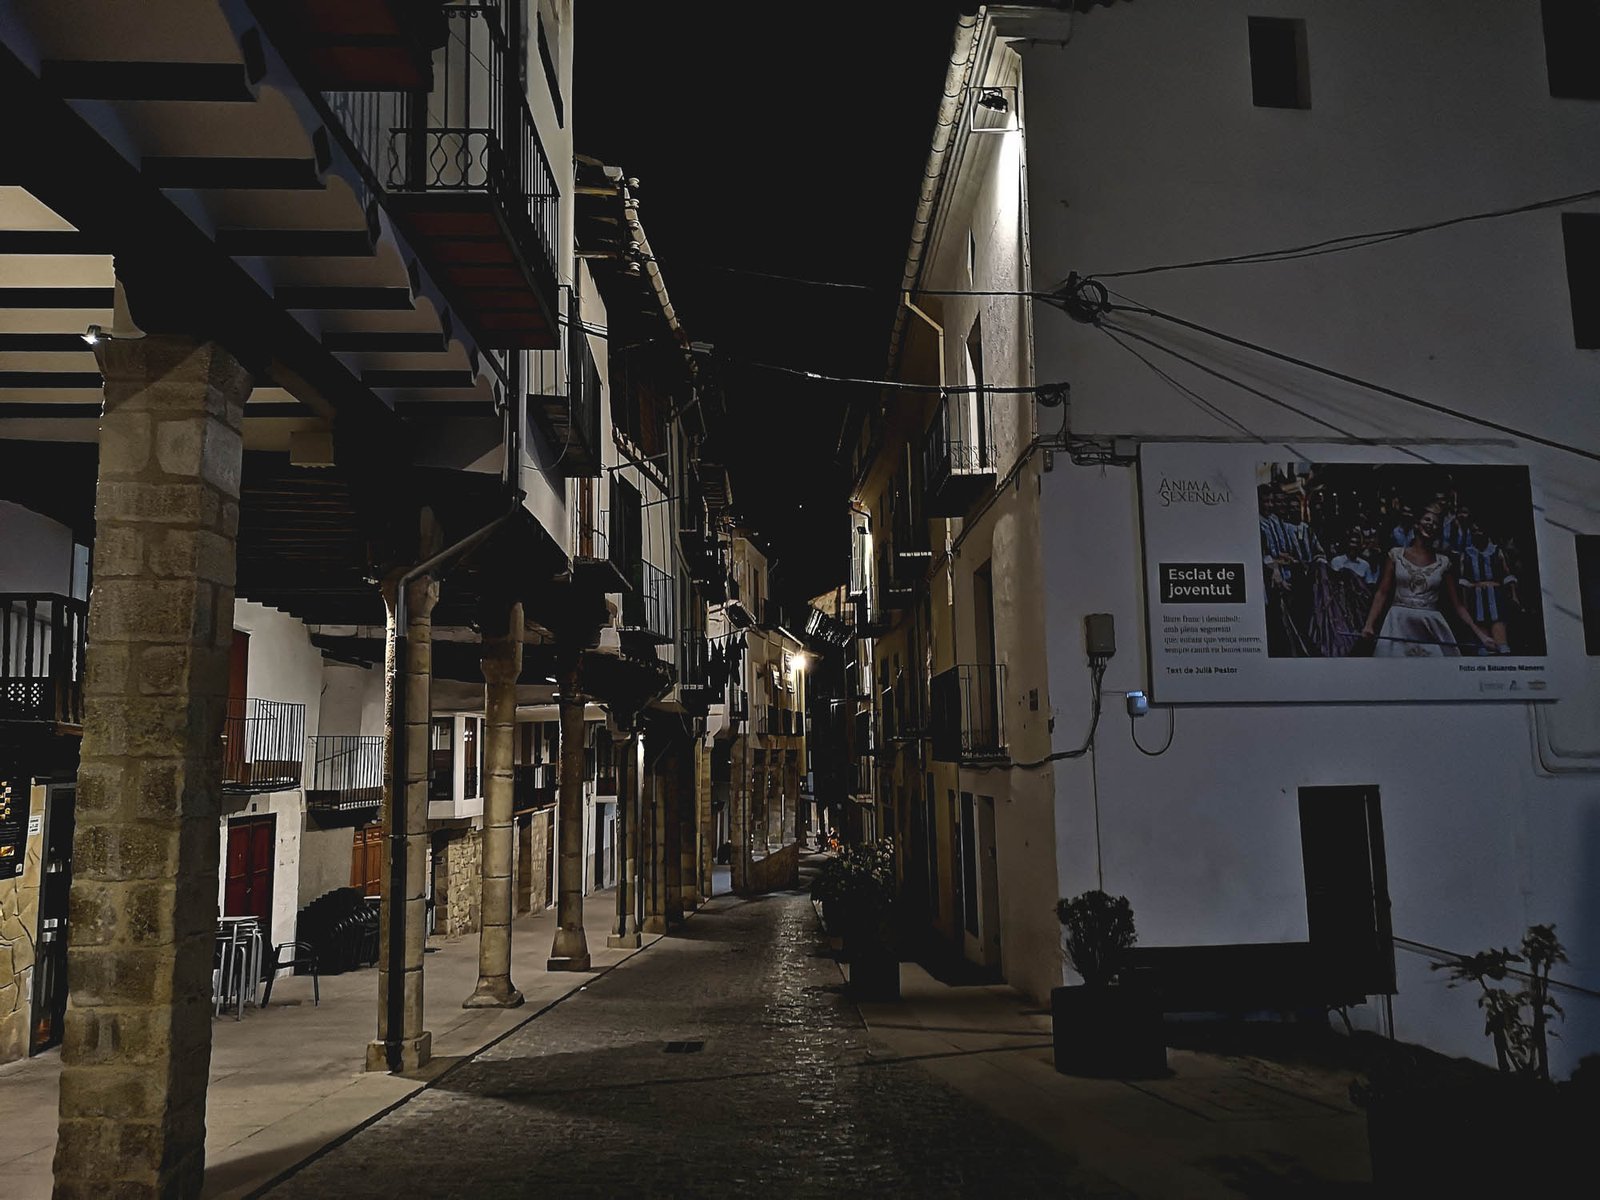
[814,838,899,1000]
[1351,924,1588,1190]
[1051,890,1166,1077]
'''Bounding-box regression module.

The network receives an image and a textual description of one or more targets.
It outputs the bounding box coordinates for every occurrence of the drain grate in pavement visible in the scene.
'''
[663,1040,705,1054]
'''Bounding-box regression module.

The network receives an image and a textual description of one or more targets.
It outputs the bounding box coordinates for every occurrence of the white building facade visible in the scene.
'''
[871,1,1600,1076]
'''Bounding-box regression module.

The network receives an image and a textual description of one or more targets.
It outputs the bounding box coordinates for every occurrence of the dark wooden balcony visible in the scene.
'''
[221,699,307,795]
[336,1,560,350]
[929,664,1007,763]
[0,593,86,732]
[924,390,998,517]
[251,0,448,91]
[305,734,384,824]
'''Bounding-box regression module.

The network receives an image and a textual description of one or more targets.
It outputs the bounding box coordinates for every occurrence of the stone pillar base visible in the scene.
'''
[463,978,525,1009]
[606,931,642,949]
[366,1031,433,1074]
[642,916,669,935]
[546,953,592,972]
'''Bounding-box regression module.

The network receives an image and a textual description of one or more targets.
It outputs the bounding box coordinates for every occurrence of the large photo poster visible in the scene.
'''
[1139,444,1555,703]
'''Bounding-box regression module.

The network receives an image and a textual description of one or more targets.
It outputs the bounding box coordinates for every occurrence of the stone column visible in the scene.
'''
[729,737,749,895]
[547,662,590,970]
[698,742,715,902]
[54,336,249,1200]
[366,574,436,1072]
[607,728,642,948]
[678,746,698,913]
[466,602,523,1007]
[643,743,676,933]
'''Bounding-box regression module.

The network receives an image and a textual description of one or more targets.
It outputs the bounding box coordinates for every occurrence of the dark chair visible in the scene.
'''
[261,941,319,1007]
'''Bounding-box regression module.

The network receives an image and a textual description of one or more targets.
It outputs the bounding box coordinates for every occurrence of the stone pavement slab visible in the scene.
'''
[0,886,653,1200]
[850,952,1371,1198]
[267,888,1130,1198]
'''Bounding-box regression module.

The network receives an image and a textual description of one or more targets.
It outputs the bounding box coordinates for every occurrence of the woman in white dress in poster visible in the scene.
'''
[1359,503,1497,657]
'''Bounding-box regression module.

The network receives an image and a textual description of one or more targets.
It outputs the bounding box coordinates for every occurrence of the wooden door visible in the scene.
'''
[350,823,383,897]
[224,815,275,923]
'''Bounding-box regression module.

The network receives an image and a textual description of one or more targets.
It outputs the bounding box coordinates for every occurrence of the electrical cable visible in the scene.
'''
[1101,297,1600,466]
[688,187,1600,296]
[1129,708,1176,757]
[1099,320,1365,441]
[1099,325,1264,441]
[976,659,1108,770]
[1088,187,1600,280]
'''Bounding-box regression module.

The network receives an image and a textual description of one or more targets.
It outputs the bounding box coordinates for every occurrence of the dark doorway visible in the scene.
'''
[959,791,979,938]
[30,783,74,1055]
[224,814,276,925]
[1299,786,1396,996]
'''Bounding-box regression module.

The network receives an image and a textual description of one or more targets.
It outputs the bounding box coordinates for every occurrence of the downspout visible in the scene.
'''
[384,343,527,1071]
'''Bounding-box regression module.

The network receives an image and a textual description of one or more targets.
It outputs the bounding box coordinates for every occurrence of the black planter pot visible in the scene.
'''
[1051,980,1167,1078]
[1364,1073,1582,1193]
[843,926,900,1001]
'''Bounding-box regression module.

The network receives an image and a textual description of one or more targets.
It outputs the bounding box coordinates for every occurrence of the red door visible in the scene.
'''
[224,816,275,923]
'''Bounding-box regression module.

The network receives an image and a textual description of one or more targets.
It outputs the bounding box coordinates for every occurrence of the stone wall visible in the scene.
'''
[432,826,482,938]
[0,782,45,1064]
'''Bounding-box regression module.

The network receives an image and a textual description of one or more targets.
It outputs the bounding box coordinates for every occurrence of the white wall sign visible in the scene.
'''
[1138,443,1556,703]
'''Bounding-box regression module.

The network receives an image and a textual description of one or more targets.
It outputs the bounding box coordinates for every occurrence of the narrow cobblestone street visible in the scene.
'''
[268,888,1128,1198]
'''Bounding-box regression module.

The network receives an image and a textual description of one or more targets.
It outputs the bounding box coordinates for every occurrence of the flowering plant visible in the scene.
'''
[812,837,896,918]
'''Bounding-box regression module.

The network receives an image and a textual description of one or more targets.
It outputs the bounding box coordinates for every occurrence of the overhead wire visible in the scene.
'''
[1097,295,1600,465]
[1088,187,1600,281]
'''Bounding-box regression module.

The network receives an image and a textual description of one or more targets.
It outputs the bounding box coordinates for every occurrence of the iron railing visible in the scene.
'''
[320,1,558,311]
[220,699,307,793]
[923,389,998,515]
[930,664,1006,762]
[306,735,385,815]
[222,699,307,794]
[0,593,87,727]
[622,560,675,641]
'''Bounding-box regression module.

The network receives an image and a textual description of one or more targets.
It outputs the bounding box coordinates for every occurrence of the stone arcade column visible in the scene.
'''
[678,745,699,913]
[466,601,524,1008]
[53,336,249,1200]
[547,661,590,970]
[607,726,642,949]
[729,739,749,895]
[366,573,437,1072]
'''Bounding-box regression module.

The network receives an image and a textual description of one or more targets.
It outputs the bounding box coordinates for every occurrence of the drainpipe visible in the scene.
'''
[383,340,527,1071]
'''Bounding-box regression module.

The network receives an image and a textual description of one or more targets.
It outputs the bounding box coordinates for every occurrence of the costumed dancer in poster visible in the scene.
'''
[1359,503,1498,657]
[1310,528,1377,656]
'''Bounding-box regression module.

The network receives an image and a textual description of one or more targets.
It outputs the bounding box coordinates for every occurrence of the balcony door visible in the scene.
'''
[223,631,248,782]
[970,562,999,752]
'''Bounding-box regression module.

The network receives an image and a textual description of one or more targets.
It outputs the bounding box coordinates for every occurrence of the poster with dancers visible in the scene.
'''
[1138,443,1556,704]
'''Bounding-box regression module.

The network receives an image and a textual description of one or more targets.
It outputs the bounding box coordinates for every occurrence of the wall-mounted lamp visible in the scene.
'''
[977,87,1010,114]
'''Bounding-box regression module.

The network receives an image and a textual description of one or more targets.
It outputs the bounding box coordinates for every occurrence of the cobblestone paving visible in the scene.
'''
[270,890,1129,1198]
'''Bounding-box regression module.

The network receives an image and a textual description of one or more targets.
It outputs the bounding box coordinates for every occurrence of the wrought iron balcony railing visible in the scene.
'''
[321,0,559,349]
[923,389,998,517]
[530,288,602,475]
[0,593,87,729]
[930,664,1006,763]
[306,735,384,819]
[621,560,675,644]
[569,501,629,593]
[222,699,307,794]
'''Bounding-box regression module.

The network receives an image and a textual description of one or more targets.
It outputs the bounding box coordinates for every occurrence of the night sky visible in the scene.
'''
[574,1,970,601]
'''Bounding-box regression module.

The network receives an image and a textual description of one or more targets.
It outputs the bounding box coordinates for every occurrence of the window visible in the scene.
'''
[537,13,565,126]
[1562,213,1600,348]
[1542,1,1600,100]
[1249,16,1310,109]
[1578,535,1600,654]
